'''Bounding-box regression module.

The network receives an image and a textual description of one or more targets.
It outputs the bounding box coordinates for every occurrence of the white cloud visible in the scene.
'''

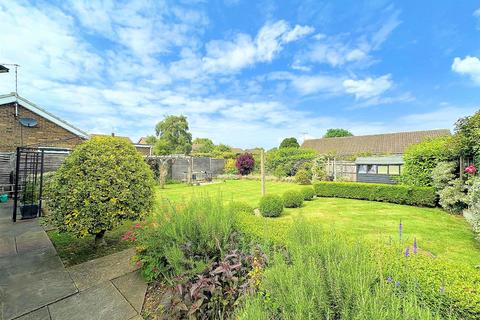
[281,25,315,43]
[401,106,478,130]
[202,20,313,73]
[295,8,401,68]
[452,56,480,84]
[474,8,480,18]
[343,74,393,99]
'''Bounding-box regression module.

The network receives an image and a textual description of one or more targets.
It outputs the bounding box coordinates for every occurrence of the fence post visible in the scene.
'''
[261,149,265,196]
[12,147,20,222]
[333,157,337,181]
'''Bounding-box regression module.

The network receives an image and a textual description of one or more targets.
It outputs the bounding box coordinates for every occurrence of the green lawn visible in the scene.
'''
[157,180,480,266]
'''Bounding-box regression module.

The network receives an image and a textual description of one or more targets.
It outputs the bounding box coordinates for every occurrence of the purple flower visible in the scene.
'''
[413,238,417,254]
[440,286,445,295]
[404,247,410,257]
[399,221,403,241]
[386,276,393,283]
[395,281,401,287]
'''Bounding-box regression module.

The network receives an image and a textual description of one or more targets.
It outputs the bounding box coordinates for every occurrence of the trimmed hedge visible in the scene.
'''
[259,195,284,217]
[313,182,437,207]
[283,190,303,208]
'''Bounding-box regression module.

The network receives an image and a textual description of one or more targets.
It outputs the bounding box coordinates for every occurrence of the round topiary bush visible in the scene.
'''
[259,194,284,217]
[46,136,155,246]
[300,187,315,201]
[283,190,304,208]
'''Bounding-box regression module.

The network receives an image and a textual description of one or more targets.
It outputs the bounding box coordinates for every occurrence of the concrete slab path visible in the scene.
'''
[0,201,147,320]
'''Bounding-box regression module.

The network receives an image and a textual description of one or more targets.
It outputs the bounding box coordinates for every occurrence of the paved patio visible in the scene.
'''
[0,201,146,320]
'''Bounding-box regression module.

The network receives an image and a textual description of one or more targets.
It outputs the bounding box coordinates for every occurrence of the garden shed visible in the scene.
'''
[355,155,404,184]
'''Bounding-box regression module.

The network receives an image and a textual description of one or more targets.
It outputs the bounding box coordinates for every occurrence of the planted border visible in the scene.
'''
[313,182,437,207]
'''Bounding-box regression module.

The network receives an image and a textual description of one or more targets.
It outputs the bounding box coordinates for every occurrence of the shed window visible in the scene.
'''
[378,165,388,174]
[367,165,377,174]
[389,165,400,175]
[358,165,367,173]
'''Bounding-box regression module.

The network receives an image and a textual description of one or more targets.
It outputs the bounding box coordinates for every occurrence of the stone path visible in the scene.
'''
[0,201,147,320]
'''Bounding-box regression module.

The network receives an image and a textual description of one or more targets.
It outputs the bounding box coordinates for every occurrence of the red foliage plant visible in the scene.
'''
[235,153,255,175]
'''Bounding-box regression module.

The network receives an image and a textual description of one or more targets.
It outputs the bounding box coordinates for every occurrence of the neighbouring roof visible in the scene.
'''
[0,93,89,139]
[90,134,133,143]
[0,65,9,73]
[302,129,451,156]
[137,137,149,145]
[355,155,404,165]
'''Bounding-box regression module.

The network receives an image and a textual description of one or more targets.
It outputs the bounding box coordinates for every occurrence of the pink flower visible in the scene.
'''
[465,165,477,175]
[135,260,143,268]
[133,224,142,229]
[121,230,133,241]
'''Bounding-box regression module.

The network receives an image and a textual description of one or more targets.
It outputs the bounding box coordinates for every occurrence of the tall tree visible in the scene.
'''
[153,115,192,155]
[323,128,353,138]
[279,137,300,149]
[193,138,215,153]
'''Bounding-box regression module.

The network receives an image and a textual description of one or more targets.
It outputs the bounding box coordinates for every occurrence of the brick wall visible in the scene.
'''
[0,103,85,152]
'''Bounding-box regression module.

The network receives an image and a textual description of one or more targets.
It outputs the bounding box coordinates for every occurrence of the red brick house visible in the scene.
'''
[0,93,89,152]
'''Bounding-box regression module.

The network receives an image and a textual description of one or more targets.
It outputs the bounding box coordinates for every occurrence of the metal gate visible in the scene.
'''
[12,147,70,222]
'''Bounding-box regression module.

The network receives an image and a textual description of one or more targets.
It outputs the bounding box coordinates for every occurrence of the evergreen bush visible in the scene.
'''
[259,195,284,217]
[283,190,304,208]
[46,136,155,246]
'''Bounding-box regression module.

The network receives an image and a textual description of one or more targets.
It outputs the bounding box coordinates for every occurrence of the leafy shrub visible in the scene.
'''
[313,182,437,207]
[279,137,300,149]
[134,196,237,282]
[46,136,155,245]
[266,147,317,177]
[283,190,303,208]
[294,168,311,185]
[312,155,328,181]
[224,158,238,174]
[300,187,315,201]
[259,195,283,217]
[237,220,439,319]
[382,244,480,320]
[464,177,480,239]
[144,248,266,320]
[135,196,267,319]
[400,136,456,187]
[236,153,255,175]
[438,179,468,214]
[454,110,480,167]
[431,161,457,191]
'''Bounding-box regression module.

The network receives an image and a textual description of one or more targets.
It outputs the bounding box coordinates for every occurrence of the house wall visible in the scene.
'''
[0,103,85,152]
[135,146,151,156]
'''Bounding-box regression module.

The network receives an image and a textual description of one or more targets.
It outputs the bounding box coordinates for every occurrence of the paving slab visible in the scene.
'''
[15,230,56,255]
[48,282,137,320]
[0,250,63,282]
[112,271,147,313]
[15,307,51,320]
[1,269,77,320]
[0,235,16,258]
[68,248,138,291]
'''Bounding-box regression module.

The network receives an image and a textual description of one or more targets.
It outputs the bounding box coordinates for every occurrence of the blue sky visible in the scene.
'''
[1,0,480,148]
